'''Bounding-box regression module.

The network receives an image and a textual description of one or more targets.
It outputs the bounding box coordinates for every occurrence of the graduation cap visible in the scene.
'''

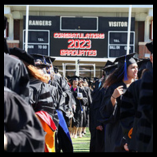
[103,63,118,76]
[31,53,45,63]
[102,60,118,76]
[137,59,151,71]
[35,63,51,69]
[31,53,53,70]
[71,75,79,81]
[44,56,55,65]
[145,41,153,54]
[92,77,99,82]
[102,60,114,70]
[104,60,114,67]
[66,76,72,84]
[9,47,35,65]
[114,53,137,81]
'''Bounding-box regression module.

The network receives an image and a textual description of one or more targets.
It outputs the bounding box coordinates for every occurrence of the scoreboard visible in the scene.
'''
[23,30,50,55]
[23,16,135,58]
[108,31,135,57]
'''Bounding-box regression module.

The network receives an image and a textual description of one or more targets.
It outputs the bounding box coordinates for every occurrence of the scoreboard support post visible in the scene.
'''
[126,5,132,55]
[25,5,29,52]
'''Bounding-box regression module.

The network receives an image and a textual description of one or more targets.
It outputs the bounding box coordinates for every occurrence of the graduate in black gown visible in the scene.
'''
[100,53,138,152]
[89,61,117,152]
[4,16,31,103]
[31,54,73,152]
[82,78,92,135]
[127,42,153,152]
[4,86,45,152]
[135,42,153,152]
[4,16,45,152]
[77,78,89,136]
[71,76,88,138]
[120,58,152,152]
[9,49,60,152]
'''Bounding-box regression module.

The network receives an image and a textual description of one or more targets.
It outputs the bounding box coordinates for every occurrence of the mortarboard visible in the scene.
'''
[31,53,45,63]
[71,75,79,81]
[102,60,114,70]
[137,59,151,71]
[9,47,35,65]
[92,77,99,82]
[103,62,118,76]
[35,63,51,69]
[114,53,137,81]
[114,53,137,66]
[145,41,153,54]
[66,76,72,83]
[45,56,55,65]
[31,53,52,70]
[104,60,114,67]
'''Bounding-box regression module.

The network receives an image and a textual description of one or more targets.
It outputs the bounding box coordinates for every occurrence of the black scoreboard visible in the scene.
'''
[108,31,135,57]
[23,30,50,55]
[23,16,135,58]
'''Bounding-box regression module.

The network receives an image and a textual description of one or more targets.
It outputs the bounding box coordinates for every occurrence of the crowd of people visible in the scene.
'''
[4,15,153,152]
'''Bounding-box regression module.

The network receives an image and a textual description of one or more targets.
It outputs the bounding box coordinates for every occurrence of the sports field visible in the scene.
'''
[72,127,90,153]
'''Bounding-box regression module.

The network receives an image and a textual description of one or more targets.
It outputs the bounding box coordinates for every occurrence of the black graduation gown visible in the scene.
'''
[49,78,74,152]
[79,86,90,127]
[120,79,141,150]
[29,78,60,129]
[100,81,127,152]
[4,53,30,103]
[89,87,107,152]
[133,70,153,152]
[50,76,75,125]
[83,86,92,127]
[71,86,88,127]
[4,87,45,152]
[30,78,73,152]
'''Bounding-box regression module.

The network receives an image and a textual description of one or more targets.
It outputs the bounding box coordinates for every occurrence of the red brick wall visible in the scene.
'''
[7,40,19,48]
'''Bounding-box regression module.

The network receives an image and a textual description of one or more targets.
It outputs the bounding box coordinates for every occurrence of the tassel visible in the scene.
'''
[124,56,128,81]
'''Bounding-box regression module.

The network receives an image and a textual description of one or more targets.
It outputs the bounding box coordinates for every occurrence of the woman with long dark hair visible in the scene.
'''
[100,53,138,152]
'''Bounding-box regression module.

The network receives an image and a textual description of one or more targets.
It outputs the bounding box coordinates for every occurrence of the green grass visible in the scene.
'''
[72,127,90,153]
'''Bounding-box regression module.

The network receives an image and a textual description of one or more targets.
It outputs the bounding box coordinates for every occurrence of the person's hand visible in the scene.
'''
[4,134,7,151]
[77,97,82,100]
[124,143,129,151]
[112,85,124,99]
[96,125,103,131]
[72,105,76,112]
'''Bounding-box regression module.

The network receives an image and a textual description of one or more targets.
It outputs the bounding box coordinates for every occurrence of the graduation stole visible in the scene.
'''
[35,111,57,152]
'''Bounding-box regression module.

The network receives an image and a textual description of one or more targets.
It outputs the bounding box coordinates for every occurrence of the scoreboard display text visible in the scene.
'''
[51,32,106,57]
